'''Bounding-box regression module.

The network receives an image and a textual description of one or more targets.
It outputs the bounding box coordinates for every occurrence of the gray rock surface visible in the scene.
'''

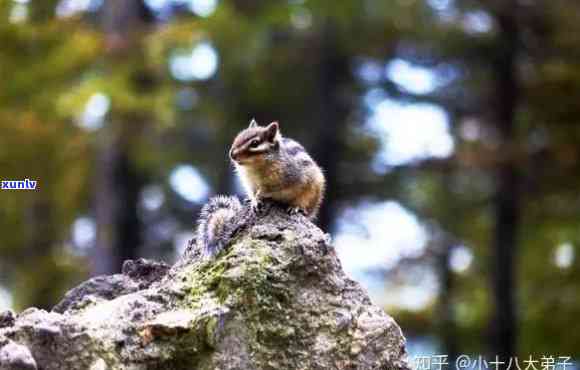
[0,203,410,370]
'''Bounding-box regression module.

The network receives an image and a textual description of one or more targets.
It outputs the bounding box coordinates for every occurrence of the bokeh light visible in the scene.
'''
[386,59,438,94]
[169,42,219,81]
[72,217,96,254]
[79,93,110,131]
[0,287,13,311]
[369,100,454,167]
[169,164,210,203]
[554,242,575,269]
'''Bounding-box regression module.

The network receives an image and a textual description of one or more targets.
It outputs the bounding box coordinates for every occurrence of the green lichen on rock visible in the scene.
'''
[0,203,410,370]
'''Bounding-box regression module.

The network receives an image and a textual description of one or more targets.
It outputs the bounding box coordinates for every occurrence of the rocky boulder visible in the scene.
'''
[0,203,410,370]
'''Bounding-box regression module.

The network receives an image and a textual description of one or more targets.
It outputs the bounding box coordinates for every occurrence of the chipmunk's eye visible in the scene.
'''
[249,139,260,148]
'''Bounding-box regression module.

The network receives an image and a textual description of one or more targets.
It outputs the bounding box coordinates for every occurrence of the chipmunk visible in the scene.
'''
[229,119,325,218]
[196,119,325,257]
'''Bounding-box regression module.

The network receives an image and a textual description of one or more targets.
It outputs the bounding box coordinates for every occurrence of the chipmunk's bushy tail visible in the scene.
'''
[196,195,243,257]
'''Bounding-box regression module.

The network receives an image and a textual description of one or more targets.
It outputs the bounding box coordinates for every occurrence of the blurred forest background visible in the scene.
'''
[1,0,580,364]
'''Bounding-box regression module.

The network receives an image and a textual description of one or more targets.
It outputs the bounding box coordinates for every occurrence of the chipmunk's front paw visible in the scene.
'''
[286,206,306,216]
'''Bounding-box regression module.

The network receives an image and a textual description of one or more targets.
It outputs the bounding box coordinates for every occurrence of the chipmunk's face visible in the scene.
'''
[229,120,280,165]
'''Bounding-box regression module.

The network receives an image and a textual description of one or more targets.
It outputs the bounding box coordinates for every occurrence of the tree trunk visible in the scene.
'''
[489,4,521,361]
[92,0,150,275]
[436,238,458,364]
[311,23,351,232]
[93,130,143,275]
[24,201,55,309]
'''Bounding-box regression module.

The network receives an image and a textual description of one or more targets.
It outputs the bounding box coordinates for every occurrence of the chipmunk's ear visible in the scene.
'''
[265,121,280,142]
[248,118,258,128]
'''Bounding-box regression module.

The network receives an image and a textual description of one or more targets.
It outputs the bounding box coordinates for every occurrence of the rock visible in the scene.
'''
[0,202,410,370]
[0,311,15,329]
[0,339,37,370]
[53,258,170,314]
[122,258,170,285]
